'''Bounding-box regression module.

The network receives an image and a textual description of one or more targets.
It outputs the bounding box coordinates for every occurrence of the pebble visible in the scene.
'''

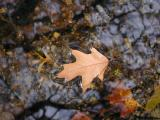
[52,109,75,120]
[33,109,44,119]
[45,106,57,118]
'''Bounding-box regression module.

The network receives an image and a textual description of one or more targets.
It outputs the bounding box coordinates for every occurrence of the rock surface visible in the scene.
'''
[0,0,159,119]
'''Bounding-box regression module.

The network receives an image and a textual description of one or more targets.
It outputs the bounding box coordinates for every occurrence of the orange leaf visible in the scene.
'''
[57,48,109,92]
[108,88,132,104]
[108,86,140,118]
[71,112,92,120]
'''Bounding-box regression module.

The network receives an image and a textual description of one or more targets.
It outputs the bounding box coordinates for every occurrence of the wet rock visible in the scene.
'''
[109,24,118,35]
[135,41,153,55]
[88,12,105,26]
[96,5,111,24]
[97,28,113,47]
[33,109,44,119]
[123,52,144,69]
[0,0,159,119]
[50,94,62,103]
[25,116,35,120]
[0,0,18,5]
[123,80,136,89]
[45,106,57,118]
[141,0,160,14]
[0,79,10,104]
[91,104,103,113]
[122,2,136,13]
[120,12,144,40]
[97,27,124,48]
[49,85,81,104]
[52,109,75,120]
[143,15,160,36]
[83,90,101,102]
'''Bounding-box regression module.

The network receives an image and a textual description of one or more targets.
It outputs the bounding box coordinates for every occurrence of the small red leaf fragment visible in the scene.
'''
[71,112,92,120]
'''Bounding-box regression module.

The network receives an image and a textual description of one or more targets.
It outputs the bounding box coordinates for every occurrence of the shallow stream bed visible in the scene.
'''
[0,0,160,120]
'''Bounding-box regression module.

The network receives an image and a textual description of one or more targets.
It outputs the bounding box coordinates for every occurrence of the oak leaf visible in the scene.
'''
[57,48,109,92]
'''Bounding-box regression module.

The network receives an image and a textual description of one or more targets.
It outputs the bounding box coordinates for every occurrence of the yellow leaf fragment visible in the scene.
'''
[34,51,53,73]
[57,48,109,92]
[53,32,60,39]
[0,8,7,14]
[145,86,160,111]
[64,0,73,5]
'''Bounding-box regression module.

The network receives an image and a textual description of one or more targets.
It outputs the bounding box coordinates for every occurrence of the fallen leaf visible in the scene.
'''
[150,106,160,118]
[53,32,60,39]
[145,85,160,111]
[107,85,140,118]
[64,0,73,5]
[34,51,53,73]
[71,112,92,120]
[57,48,109,92]
[0,8,7,14]
[108,88,132,104]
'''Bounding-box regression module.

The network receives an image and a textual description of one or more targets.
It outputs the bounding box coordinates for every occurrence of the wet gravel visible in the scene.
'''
[0,0,160,120]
